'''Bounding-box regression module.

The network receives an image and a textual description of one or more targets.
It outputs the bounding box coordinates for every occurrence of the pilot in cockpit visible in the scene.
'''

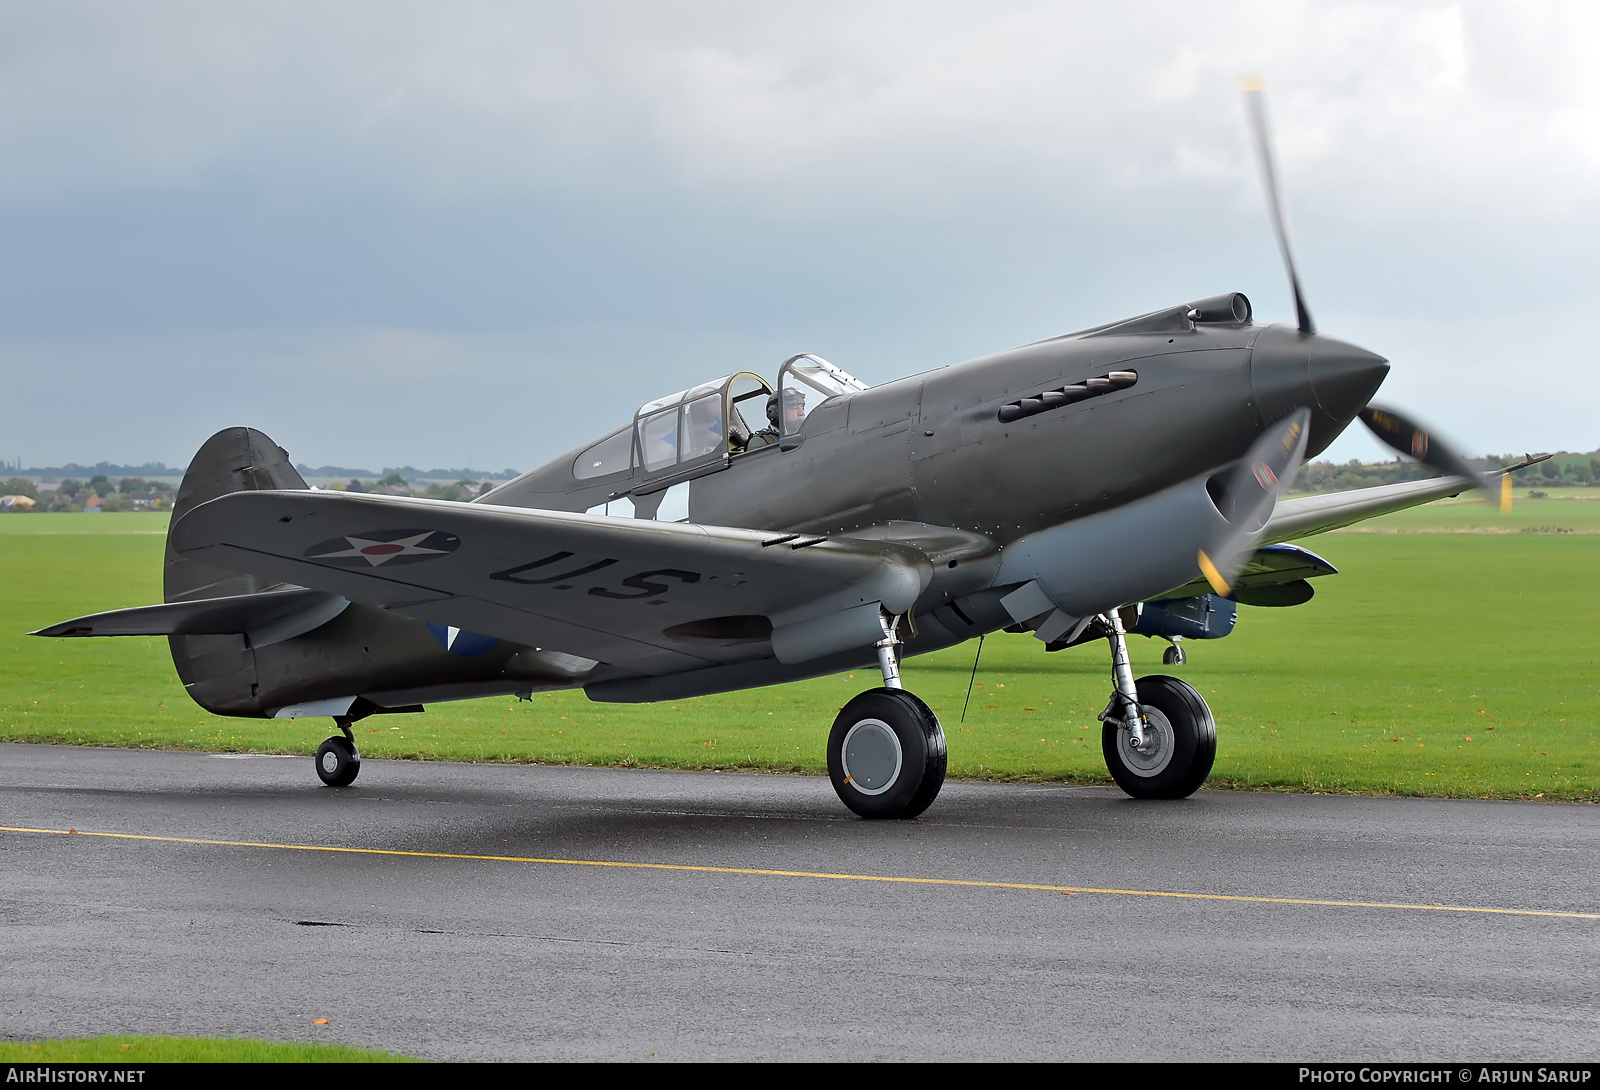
[778,386,807,433]
[741,386,804,451]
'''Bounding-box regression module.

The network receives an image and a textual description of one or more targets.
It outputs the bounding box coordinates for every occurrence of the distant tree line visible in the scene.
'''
[1,460,520,483]
[39,476,175,512]
[2,477,40,504]
[1290,451,1600,493]
[4,462,182,483]
[331,474,490,501]
[0,475,178,512]
[296,463,518,481]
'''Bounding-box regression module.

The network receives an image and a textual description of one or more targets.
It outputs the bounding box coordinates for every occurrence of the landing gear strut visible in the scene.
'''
[315,716,361,788]
[827,612,947,819]
[1097,613,1215,799]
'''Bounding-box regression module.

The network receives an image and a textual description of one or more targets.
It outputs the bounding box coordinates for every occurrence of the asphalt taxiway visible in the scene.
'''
[1,742,1596,1061]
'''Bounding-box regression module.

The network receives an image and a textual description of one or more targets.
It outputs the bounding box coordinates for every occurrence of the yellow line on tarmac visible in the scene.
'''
[4,824,1597,921]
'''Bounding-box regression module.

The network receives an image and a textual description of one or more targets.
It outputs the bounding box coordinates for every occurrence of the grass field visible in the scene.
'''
[0,1035,416,1062]
[1,495,1596,800]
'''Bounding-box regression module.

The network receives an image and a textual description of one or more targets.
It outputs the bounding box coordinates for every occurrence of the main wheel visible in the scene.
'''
[315,735,361,787]
[1101,674,1214,800]
[827,688,947,819]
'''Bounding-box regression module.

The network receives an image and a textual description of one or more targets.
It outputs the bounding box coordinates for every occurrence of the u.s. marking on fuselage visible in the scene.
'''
[490,551,702,601]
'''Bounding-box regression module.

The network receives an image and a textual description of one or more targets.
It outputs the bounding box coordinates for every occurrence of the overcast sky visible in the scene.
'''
[2,0,1596,472]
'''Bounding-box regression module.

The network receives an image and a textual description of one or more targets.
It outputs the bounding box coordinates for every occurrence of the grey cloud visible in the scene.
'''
[0,0,1595,469]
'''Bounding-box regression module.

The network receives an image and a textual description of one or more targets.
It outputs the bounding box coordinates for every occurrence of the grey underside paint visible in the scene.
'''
[991,474,1230,619]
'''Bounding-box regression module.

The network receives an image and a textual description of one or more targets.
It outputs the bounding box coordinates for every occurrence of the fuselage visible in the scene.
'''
[485,302,1387,556]
[163,297,1389,716]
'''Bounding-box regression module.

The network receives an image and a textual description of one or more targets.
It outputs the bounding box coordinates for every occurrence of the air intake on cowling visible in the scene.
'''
[1185,292,1252,324]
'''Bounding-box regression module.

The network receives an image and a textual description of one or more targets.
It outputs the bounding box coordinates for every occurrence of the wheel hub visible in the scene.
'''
[840,718,903,795]
[1116,706,1175,777]
[321,750,340,774]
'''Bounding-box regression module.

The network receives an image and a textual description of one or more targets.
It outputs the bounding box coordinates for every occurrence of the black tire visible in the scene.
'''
[1162,643,1186,666]
[827,688,947,819]
[1101,674,1214,800]
[315,736,361,787]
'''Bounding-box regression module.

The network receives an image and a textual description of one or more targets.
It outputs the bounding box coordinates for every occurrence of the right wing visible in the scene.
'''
[169,489,932,678]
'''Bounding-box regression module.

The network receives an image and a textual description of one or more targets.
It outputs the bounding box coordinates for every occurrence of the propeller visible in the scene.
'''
[1244,78,1511,513]
[1198,407,1312,596]
[1243,76,1314,336]
[1357,402,1496,492]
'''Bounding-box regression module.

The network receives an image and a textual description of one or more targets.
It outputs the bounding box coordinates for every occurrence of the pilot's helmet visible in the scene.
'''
[781,386,806,420]
[768,386,808,431]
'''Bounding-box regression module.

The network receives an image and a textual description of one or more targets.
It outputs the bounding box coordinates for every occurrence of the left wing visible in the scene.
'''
[1262,475,1471,543]
[170,489,932,678]
[1261,455,1550,543]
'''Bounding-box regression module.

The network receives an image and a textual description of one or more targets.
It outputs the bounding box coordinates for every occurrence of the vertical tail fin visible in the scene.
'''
[166,428,306,716]
[165,427,307,604]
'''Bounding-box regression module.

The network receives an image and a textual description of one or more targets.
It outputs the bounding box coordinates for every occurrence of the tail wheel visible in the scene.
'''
[315,736,361,787]
[827,688,947,819]
[1102,674,1215,799]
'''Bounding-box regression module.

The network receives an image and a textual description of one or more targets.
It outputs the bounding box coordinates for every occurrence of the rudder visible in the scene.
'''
[166,428,307,716]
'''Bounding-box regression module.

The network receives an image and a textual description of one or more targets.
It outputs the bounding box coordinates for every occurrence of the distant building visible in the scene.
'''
[124,490,170,511]
[0,495,36,511]
[84,494,103,512]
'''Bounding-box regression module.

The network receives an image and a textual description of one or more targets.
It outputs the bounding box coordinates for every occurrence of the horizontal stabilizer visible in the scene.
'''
[33,587,349,649]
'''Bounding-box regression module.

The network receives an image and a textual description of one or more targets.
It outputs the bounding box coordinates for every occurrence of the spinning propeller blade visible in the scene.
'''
[1243,76,1315,336]
[1245,78,1504,513]
[1357,404,1495,497]
[1198,408,1312,596]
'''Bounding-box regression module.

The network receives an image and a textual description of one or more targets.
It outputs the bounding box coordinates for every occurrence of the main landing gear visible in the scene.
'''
[827,612,947,819]
[315,716,361,788]
[1098,609,1214,799]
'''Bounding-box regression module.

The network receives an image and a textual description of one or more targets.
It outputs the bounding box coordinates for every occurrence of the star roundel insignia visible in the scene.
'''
[304,529,461,567]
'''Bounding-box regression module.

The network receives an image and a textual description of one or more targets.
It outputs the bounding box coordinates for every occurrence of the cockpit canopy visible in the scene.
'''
[774,354,869,439]
[571,355,869,483]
